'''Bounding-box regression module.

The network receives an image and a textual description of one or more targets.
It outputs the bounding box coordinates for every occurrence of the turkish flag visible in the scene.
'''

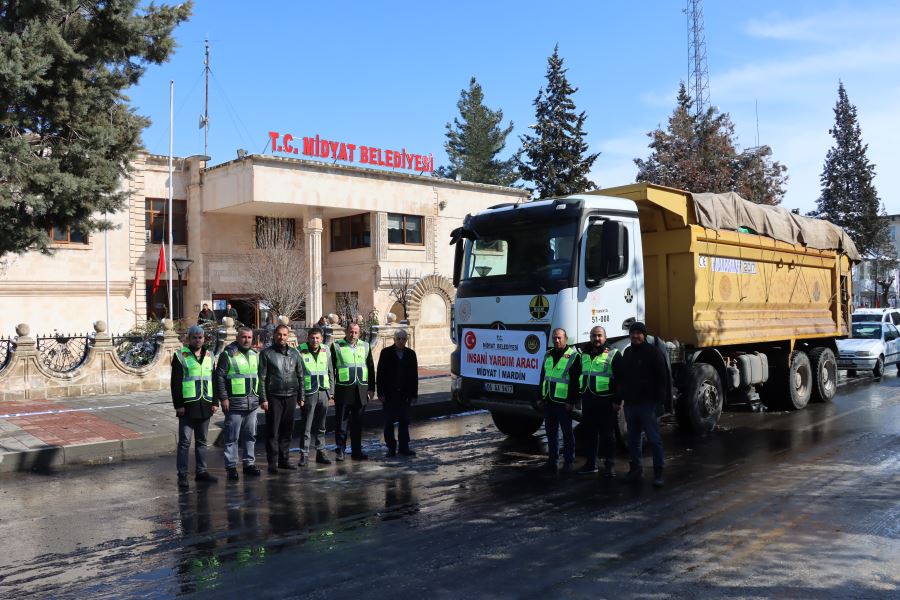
[152,244,166,294]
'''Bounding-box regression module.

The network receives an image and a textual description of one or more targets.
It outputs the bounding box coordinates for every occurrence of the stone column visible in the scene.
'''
[304,215,324,326]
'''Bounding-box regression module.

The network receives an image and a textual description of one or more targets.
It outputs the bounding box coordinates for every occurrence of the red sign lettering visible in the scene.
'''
[267,131,433,174]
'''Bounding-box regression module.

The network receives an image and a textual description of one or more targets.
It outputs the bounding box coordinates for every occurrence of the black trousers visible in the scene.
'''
[383,398,410,452]
[265,394,296,465]
[334,400,363,455]
[581,395,618,468]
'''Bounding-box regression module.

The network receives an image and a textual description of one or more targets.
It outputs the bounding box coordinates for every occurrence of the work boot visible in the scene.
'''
[278,462,297,471]
[335,449,345,462]
[576,463,599,476]
[298,453,308,467]
[399,448,417,457]
[195,471,219,484]
[177,473,189,489]
[351,452,369,461]
[243,465,262,477]
[316,451,332,465]
[653,466,664,488]
[226,468,239,482]
[622,466,642,484]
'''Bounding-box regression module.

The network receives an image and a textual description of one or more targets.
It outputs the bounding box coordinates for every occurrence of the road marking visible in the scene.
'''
[0,405,131,419]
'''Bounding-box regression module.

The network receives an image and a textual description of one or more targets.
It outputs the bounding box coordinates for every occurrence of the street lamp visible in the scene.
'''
[173,257,194,320]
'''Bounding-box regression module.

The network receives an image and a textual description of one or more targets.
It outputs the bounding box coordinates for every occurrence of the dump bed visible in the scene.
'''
[593,183,853,348]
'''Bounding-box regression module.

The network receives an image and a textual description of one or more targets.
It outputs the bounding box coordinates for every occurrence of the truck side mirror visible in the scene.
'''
[601,220,627,278]
[452,240,464,288]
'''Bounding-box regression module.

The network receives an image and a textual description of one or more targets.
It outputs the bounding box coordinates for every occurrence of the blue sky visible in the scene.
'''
[129,0,900,214]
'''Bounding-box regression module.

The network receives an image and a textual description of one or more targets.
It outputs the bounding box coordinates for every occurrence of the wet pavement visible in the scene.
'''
[1,371,898,599]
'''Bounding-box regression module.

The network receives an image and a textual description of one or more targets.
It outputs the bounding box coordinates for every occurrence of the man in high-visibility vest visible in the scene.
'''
[538,328,581,473]
[171,325,219,488]
[330,322,375,461]
[298,327,335,467]
[214,326,262,481]
[577,326,622,478]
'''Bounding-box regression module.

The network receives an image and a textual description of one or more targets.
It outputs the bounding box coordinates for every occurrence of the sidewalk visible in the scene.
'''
[0,369,455,473]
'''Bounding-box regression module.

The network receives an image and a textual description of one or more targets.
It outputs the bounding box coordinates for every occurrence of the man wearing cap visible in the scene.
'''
[538,328,581,473]
[618,321,667,487]
[297,327,334,467]
[577,326,622,478]
[171,325,219,488]
[214,326,262,481]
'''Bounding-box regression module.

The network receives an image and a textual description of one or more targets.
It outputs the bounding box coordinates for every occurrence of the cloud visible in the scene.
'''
[745,9,900,42]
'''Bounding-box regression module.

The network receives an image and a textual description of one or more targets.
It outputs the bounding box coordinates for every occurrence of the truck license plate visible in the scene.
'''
[484,382,514,394]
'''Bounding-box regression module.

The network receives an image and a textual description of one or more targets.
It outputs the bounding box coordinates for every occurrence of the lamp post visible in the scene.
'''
[173,257,194,321]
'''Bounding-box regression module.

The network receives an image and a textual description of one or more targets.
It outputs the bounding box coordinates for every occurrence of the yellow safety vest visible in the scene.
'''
[226,348,259,398]
[175,346,213,402]
[580,348,619,395]
[299,343,331,393]
[333,339,369,386]
[541,347,577,403]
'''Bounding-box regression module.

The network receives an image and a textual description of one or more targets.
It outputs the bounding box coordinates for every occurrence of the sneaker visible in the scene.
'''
[399,448,417,457]
[350,452,369,461]
[576,463,599,476]
[243,465,262,477]
[278,462,297,471]
[621,466,642,484]
[177,473,189,489]
[315,451,332,465]
[195,471,219,483]
[335,449,345,462]
[653,467,664,488]
[385,448,397,458]
[226,468,240,482]
[298,453,308,467]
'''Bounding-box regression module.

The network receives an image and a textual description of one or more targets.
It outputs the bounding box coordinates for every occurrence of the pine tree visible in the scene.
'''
[0,0,193,258]
[635,82,787,205]
[436,77,516,186]
[813,82,886,256]
[516,45,599,199]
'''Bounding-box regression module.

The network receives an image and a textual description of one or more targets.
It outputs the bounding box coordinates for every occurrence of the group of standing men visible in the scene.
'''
[539,321,669,487]
[171,323,419,488]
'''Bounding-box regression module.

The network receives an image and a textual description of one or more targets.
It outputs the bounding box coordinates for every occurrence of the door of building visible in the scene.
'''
[212,294,260,328]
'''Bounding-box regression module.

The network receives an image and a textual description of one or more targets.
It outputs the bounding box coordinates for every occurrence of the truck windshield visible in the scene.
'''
[460,215,578,295]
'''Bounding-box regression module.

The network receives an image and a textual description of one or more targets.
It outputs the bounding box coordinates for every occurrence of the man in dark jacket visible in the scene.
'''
[618,321,667,487]
[198,303,215,325]
[538,328,581,473]
[258,324,302,473]
[376,328,418,458]
[171,325,219,488]
[577,326,621,478]
[214,326,262,481]
[331,323,375,461]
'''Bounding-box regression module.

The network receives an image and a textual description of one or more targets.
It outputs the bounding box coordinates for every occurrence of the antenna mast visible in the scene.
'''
[686,0,710,116]
[203,37,210,158]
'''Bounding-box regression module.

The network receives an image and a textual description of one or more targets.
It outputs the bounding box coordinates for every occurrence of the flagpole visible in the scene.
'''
[104,211,110,329]
[167,80,174,320]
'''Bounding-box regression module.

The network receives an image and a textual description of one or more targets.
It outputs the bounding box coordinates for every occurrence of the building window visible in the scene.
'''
[50,225,88,244]
[330,213,371,251]
[145,198,187,245]
[255,217,296,248]
[387,213,423,245]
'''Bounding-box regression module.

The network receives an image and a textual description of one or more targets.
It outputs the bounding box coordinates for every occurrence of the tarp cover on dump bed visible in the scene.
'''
[691,192,861,261]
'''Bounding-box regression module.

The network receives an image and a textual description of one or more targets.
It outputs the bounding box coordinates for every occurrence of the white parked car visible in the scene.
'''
[837,322,900,377]
[851,307,900,327]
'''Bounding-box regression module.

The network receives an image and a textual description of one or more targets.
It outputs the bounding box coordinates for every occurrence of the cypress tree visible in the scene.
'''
[516,45,599,199]
[814,82,886,256]
[436,77,516,186]
[0,0,193,258]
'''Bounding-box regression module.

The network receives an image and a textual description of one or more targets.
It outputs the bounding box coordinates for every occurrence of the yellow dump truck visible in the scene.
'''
[449,183,857,436]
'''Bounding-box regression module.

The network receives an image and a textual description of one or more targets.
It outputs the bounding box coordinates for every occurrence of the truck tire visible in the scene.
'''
[677,363,723,435]
[809,347,837,403]
[784,350,812,410]
[490,411,543,438]
[873,356,884,378]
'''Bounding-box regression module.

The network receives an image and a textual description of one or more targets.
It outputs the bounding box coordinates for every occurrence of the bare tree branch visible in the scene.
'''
[246,217,308,321]
[387,268,417,320]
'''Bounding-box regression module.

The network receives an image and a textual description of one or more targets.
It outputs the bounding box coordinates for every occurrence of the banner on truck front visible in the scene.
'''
[460,328,544,385]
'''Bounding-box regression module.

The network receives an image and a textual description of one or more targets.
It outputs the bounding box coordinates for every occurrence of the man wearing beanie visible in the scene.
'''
[618,321,667,487]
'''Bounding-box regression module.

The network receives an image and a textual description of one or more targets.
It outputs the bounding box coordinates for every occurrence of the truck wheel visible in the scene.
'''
[809,347,837,402]
[678,363,723,435]
[490,411,544,438]
[873,356,884,378]
[783,350,812,410]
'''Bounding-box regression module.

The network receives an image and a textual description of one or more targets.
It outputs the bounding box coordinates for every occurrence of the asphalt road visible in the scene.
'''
[1,371,898,599]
